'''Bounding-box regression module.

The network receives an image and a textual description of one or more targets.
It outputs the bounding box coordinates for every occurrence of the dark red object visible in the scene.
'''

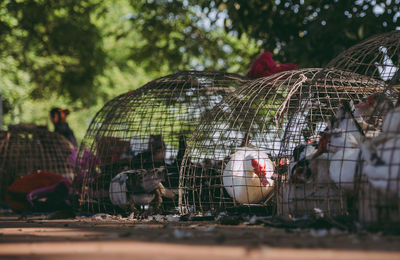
[251,159,270,186]
[247,52,299,79]
[6,171,71,213]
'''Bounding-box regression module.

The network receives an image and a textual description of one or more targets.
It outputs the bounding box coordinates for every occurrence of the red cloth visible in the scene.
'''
[247,52,299,79]
[6,171,65,212]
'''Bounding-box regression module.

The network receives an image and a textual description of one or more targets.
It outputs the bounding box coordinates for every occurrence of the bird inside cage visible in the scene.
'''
[282,92,399,218]
[281,95,383,217]
[105,134,190,214]
[109,167,176,216]
[359,96,400,224]
[222,134,275,205]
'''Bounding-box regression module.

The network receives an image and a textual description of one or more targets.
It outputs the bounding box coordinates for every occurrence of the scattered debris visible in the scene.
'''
[310,229,328,237]
[198,226,215,232]
[173,229,193,239]
[92,213,115,221]
[218,215,243,225]
[166,214,180,222]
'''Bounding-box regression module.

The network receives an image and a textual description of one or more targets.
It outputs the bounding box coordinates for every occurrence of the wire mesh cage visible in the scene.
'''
[0,124,75,205]
[356,89,400,227]
[327,31,400,226]
[327,30,400,87]
[178,68,393,217]
[75,71,248,215]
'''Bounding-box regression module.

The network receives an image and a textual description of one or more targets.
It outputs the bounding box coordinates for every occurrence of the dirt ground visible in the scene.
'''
[0,212,400,260]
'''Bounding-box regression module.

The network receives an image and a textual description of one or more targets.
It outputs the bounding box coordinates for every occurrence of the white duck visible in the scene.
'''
[223,146,274,204]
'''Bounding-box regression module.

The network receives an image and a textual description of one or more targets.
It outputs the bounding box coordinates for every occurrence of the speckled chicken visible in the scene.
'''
[109,167,176,215]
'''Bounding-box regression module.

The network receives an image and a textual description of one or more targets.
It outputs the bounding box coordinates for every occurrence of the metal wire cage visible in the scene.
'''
[327,31,400,226]
[178,68,389,217]
[0,124,75,205]
[327,30,400,86]
[75,71,248,215]
[357,89,400,227]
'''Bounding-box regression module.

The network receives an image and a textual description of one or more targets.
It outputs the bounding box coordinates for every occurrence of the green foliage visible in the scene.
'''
[1,0,106,104]
[211,0,400,67]
[126,0,259,73]
[1,0,398,143]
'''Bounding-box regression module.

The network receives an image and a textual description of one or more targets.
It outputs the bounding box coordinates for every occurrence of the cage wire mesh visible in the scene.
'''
[75,71,248,215]
[178,68,393,217]
[327,30,400,88]
[356,81,400,227]
[327,30,400,226]
[0,124,75,205]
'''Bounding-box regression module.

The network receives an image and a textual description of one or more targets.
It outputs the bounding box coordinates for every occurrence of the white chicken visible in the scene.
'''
[361,134,400,197]
[358,95,400,194]
[359,131,400,223]
[321,102,365,191]
[223,146,274,204]
[280,101,368,217]
[382,106,400,134]
[280,132,346,217]
[328,146,361,191]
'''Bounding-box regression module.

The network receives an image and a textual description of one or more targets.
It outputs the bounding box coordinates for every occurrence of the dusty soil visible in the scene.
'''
[0,212,400,260]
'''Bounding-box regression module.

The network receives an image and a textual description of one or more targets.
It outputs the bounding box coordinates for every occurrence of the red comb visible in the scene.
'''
[251,159,266,176]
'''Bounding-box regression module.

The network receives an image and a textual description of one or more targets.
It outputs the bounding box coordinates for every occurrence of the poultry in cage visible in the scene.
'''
[86,133,187,215]
[76,71,248,215]
[122,135,166,169]
[327,30,400,85]
[109,167,176,215]
[179,68,393,217]
[222,133,275,205]
[359,97,400,224]
[324,95,396,192]
[281,94,392,217]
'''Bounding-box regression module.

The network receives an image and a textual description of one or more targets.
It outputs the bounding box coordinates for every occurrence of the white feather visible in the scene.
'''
[223,147,274,204]
[328,147,360,191]
[382,106,400,134]
[361,134,400,197]
[327,129,362,153]
[109,172,129,206]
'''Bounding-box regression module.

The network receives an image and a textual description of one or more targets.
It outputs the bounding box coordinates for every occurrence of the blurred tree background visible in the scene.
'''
[0,0,398,142]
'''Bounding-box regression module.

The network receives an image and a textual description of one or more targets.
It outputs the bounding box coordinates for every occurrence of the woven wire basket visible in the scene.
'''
[327,30,400,88]
[75,71,248,215]
[178,68,391,217]
[0,124,75,205]
[327,31,400,226]
[357,89,400,226]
